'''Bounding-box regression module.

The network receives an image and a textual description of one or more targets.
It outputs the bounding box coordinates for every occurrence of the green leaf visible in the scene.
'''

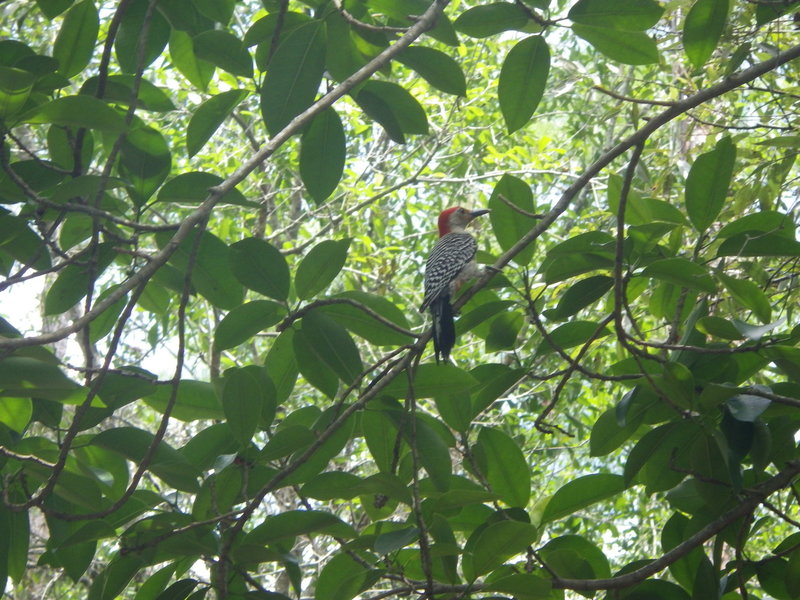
[169,29,215,91]
[157,171,253,207]
[260,21,325,135]
[568,0,664,30]
[0,397,32,433]
[0,66,35,118]
[92,427,200,492]
[52,0,99,78]
[683,0,729,68]
[315,553,374,600]
[229,237,291,301]
[300,310,363,384]
[572,24,660,65]
[544,275,613,321]
[214,300,286,351]
[44,243,116,315]
[717,231,800,258]
[115,0,170,73]
[0,213,52,270]
[485,311,523,352]
[193,30,253,78]
[80,74,175,112]
[193,0,235,23]
[383,363,478,399]
[717,272,771,323]
[243,510,356,547]
[641,258,717,293]
[469,520,538,577]
[498,36,550,134]
[300,108,346,204]
[265,329,299,405]
[88,555,145,600]
[488,174,538,264]
[354,80,429,144]
[484,573,552,600]
[222,367,263,445]
[294,238,351,300]
[145,380,223,422]
[541,474,626,523]
[589,406,640,457]
[160,229,244,310]
[717,210,795,239]
[539,535,611,579]
[293,326,339,398]
[453,2,532,38]
[475,427,531,507]
[22,95,126,131]
[245,11,311,47]
[118,125,172,205]
[696,316,743,340]
[685,136,736,232]
[323,9,367,82]
[320,291,413,346]
[187,89,248,157]
[396,46,467,96]
[535,320,611,356]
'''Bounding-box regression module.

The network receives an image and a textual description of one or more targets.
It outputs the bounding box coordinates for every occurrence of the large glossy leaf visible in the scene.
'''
[300,108,346,204]
[91,427,200,492]
[229,237,291,301]
[354,80,429,144]
[300,310,363,384]
[159,229,244,310]
[498,36,549,134]
[187,89,248,157]
[222,367,263,445]
[717,231,800,257]
[115,0,170,73]
[453,2,532,38]
[0,213,52,270]
[396,46,467,96]
[293,326,340,398]
[243,510,355,547]
[538,535,611,579]
[261,21,325,135]
[468,520,538,577]
[641,258,717,293]
[383,363,477,399]
[488,174,538,264]
[572,24,660,65]
[265,329,299,404]
[685,136,736,232]
[541,474,626,523]
[44,243,116,315]
[717,272,771,323]
[320,291,413,346]
[22,95,126,131]
[683,0,730,68]
[118,125,172,205]
[0,67,34,118]
[144,380,223,422]
[294,238,351,300]
[52,0,99,78]
[193,30,253,78]
[568,0,664,30]
[169,29,215,91]
[535,320,611,355]
[80,74,174,112]
[315,553,374,600]
[475,427,531,507]
[214,300,286,351]
[485,573,552,600]
[544,275,614,321]
[156,171,252,207]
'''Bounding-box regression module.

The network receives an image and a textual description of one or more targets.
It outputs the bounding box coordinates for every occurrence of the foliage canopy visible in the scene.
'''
[0,0,799,599]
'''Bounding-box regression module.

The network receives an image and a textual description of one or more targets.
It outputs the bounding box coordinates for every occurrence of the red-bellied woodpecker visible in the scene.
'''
[419,206,489,363]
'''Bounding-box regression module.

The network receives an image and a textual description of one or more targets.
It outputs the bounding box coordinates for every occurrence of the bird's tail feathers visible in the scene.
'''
[430,295,455,363]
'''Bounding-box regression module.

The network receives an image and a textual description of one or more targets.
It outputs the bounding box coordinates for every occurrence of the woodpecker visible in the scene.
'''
[419,206,489,363]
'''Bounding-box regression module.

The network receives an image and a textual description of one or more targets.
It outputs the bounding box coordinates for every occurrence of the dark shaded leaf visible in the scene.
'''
[157,171,253,207]
[229,237,291,301]
[454,2,532,38]
[396,46,467,96]
[295,238,351,300]
[44,243,116,315]
[498,36,549,133]
[187,89,248,157]
[214,301,285,351]
[300,310,363,384]
[222,367,263,445]
[685,136,736,232]
[354,80,428,144]
[569,0,664,30]
[193,30,253,78]
[53,0,99,78]
[300,108,346,204]
[475,427,530,507]
[683,0,729,68]
[488,174,538,264]
[572,24,660,64]
[541,474,626,523]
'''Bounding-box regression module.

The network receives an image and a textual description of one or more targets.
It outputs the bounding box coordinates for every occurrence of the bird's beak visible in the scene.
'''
[469,209,490,220]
